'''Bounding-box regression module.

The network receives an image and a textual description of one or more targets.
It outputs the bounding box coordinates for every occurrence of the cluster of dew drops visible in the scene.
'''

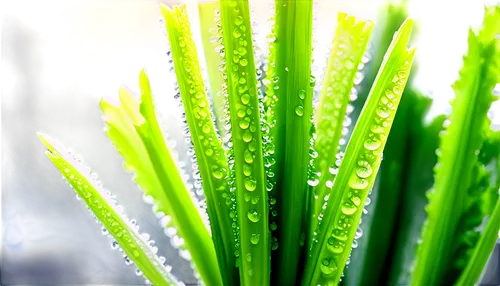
[61,149,186,286]
[159,0,376,278]
[105,0,376,283]
[296,1,372,281]
[154,18,216,283]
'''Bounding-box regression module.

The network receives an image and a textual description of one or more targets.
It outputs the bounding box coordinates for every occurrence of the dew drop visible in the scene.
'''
[241,94,250,105]
[240,59,248,67]
[250,234,260,245]
[299,232,306,246]
[376,107,391,119]
[73,155,83,166]
[212,168,223,179]
[233,28,242,38]
[364,197,372,206]
[244,150,254,163]
[341,202,357,215]
[395,70,406,80]
[355,227,363,239]
[325,180,334,189]
[385,89,395,99]
[332,229,348,241]
[235,16,243,25]
[352,240,358,248]
[247,210,261,222]
[271,236,279,250]
[237,109,246,118]
[349,90,358,101]
[270,222,277,230]
[202,123,211,134]
[242,131,252,142]
[101,227,109,236]
[364,138,381,151]
[111,240,119,250]
[352,70,363,83]
[266,34,277,43]
[320,258,338,276]
[248,140,256,152]
[298,90,306,100]
[308,178,319,187]
[244,193,251,202]
[351,196,361,206]
[346,60,355,70]
[327,237,344,253]
[243,164,252,176]
[295,106,304,117]
[393,85,402,95]
[238,47,247,56]
[371,124,385,134]
[266,15,276,28]
[244,178,257,191]
[239,118,250,129]
[356,161,373,178]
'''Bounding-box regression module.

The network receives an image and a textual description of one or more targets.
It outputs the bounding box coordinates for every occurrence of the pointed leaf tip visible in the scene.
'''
[139,70,151,94]
[35,130,47,140]
[159,2,172,13]
[139,68,148,79]
[399,17,414,43]
[37,132,56,153]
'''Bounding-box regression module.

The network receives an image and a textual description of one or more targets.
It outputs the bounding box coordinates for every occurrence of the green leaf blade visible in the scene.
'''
[220,1,270,285]
[311,12,374,242]
[38,133,180,286]
[411,6,500,284]
[101,69,222,285]
[198,1,226,137]
[265,1,315,284]
[303,18,416,286]
[456,194,500,286]
[160,4,237,285]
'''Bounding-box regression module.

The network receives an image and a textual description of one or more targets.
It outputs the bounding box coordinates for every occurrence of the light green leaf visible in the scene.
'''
[411,6,500,285]
[310,12,374,242]
[38,133,181,286]
[264,1,315,284]
[160,4,237,285]
[219,0,270,285]
[456,193,500,286]
[198,1,226,137]
[102,69,222,286]
[303,18,415,286]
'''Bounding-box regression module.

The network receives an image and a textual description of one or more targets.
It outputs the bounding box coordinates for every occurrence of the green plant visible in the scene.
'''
[38,1,500,285]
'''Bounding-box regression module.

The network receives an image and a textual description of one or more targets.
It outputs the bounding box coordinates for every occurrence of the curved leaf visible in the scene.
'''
[160,5,237,285]
[311,12,374,243]
[102,70,222,286]
[38,133,181,286]
[302,18,415,286]
[411,6,500,285]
